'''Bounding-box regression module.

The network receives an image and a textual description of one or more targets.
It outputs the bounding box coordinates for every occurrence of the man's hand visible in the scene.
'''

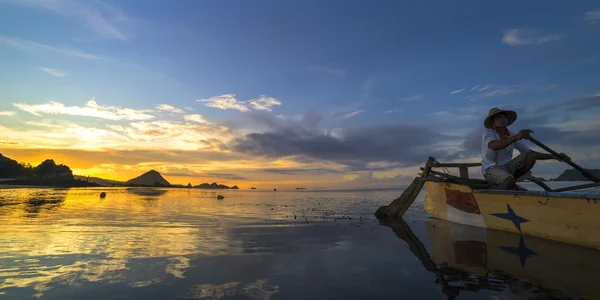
[556,153,571,162]
[516,129,534,140]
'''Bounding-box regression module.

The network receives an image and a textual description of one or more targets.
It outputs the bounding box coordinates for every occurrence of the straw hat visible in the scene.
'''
[484,107,517,129]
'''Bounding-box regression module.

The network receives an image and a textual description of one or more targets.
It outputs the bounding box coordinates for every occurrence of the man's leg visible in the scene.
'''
[484,166,516,190]
[511,152,536,180]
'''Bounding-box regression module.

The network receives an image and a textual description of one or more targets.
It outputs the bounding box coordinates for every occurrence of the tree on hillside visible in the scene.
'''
[33,159,74,179]
[0,154,27,178]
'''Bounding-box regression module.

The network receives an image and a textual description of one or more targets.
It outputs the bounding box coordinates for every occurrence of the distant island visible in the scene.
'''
[550,168,600,181]
[0,153,239,189]
[0,153,99,187]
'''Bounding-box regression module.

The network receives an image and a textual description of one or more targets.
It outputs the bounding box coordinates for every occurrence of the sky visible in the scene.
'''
[1,0,600,189]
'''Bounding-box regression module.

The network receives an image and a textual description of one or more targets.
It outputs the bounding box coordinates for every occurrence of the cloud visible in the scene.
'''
[429,111,478,121]
[183,114,208,124]
[229,113,462,171]
[276,114,304,121]
[110,120,231,150]
[162,169,248,181]
[198,172,248,180]
[384,109,403,114]
[341,110,364,119]
[2,115,234,151]
[247,96,282,112]
[0,111,16,116]
[156,104,184,114]
[259,168,345,176]
[197,94,282,112]
[399,95,423,102]
[431,111,451,117]
[583,9,600,24]
[0,123,128,149]
[470,85,491,91]
[13,98,154,120]
[308,66,345,78]
[542,95,600,112]
[197,94,249,112]
[2,0,130,40]
[450,89,465,94]
[502,28,562,46]
[0,36,99,59]
[41,67,67,77]
[551,118,600,132]
[465,83,556,101]
[344,172,414,187]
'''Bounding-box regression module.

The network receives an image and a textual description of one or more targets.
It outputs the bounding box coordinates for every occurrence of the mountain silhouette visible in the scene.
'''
[551,168,600,181]
[126,170,170,186]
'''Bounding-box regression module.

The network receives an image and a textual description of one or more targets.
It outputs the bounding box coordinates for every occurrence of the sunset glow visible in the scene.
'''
[1,1,600,188]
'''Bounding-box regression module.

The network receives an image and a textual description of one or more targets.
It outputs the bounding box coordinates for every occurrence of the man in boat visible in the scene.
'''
[482,108,570,190]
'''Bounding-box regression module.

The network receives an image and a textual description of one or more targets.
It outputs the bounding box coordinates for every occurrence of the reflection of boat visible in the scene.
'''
[377,157,600,249]
[382,218,600,300]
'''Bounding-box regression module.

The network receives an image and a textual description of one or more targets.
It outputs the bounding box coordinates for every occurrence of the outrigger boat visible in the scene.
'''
[376,136,600,250]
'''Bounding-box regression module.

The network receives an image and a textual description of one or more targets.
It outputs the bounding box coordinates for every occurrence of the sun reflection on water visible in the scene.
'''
[0,187,392,298]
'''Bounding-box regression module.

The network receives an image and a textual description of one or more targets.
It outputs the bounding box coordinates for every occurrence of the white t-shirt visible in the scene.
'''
[481,128,531,176]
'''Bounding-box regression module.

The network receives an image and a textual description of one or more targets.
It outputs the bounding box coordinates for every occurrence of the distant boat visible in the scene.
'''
[251,187,257,190]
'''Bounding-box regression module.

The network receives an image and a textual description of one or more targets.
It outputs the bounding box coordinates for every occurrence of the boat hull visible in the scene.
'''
[423,181,600,249]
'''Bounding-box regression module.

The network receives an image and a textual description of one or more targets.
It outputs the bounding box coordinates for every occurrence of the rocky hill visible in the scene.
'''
[551,169,600,181]
[74,175,125,186]
[2,154,239,188]
[126,170,170,186]
[194,182,239,189]
[0,154,98,187]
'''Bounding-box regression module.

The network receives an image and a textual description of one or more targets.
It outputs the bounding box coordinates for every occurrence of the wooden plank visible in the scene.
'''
[428,163,481,168]
[459,166,469,179]
[551,182,600,193]
[425,169,488,184]
[425,172,491,190]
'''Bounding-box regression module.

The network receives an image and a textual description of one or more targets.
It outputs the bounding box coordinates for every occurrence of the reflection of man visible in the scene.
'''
[481,108,570,190]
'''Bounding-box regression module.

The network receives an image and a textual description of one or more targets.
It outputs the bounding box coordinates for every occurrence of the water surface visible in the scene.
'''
[1,185,599,299]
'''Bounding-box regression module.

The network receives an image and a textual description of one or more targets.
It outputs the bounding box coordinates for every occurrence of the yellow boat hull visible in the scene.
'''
[424,181,600,249]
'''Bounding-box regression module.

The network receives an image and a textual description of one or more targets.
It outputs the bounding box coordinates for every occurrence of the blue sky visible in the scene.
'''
[1,0,599,187]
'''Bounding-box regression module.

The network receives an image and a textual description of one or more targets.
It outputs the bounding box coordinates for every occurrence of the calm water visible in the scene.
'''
[1,184,599,299]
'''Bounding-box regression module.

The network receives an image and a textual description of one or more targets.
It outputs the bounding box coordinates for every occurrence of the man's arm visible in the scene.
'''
[487,129,533,151]
[488,135,520,151]
[530,151,554,160]
[515,139,571,162]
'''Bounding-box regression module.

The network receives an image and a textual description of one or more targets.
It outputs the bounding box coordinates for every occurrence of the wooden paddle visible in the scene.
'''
[528,136,600,183]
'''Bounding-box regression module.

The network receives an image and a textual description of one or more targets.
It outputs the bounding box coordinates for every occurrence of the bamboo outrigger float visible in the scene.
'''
[376,137,600,250]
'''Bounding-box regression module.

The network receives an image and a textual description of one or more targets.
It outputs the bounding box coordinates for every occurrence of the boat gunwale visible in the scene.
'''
[424,178,600,199]
[471,188,600,199]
